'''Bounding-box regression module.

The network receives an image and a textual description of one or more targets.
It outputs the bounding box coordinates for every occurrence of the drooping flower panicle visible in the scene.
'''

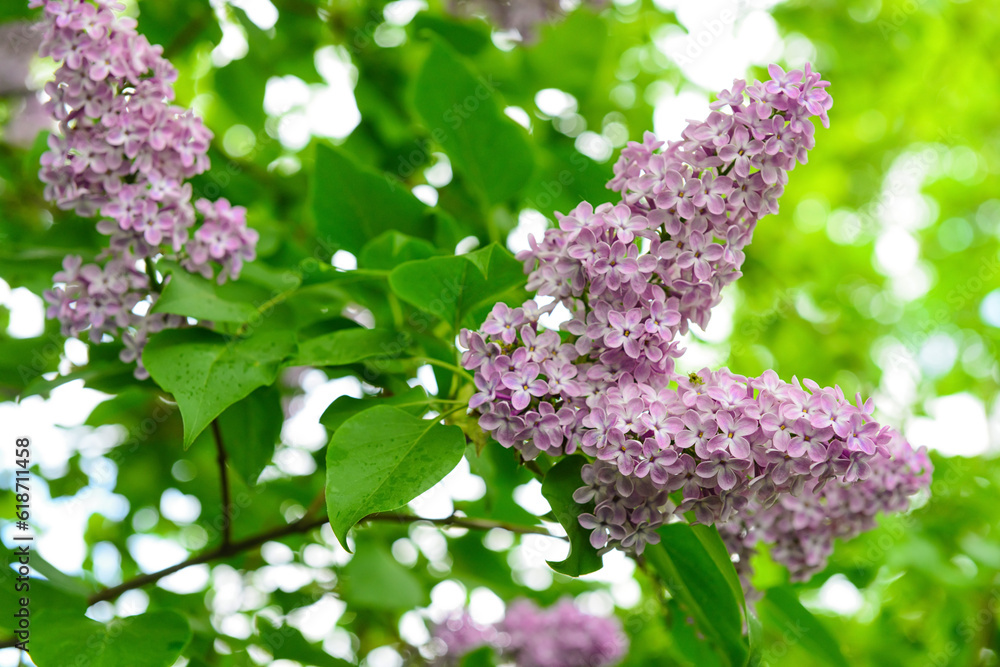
[462,64,932,578]
[33,0,258,376]
[722,432,932,588]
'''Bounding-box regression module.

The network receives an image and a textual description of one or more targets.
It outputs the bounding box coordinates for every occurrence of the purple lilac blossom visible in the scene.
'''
[429,612,496,666]
[460,64,932,571]
[721,432,932,592]
[431,598,627,667]
[527,64,832,336]
[32,0,258,377]
[447,0,606,43]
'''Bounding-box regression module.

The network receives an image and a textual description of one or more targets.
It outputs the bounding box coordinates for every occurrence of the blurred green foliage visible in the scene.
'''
[1,0,999,665]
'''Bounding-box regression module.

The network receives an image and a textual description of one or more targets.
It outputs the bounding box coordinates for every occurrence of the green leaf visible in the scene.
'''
[0,3,33,19]
[25,553,95,598]
[325,405,465,550]
[689,524,758,661]
[0,561,87,636]
[388,243,526,329]
[284,273,384,328]
[215,56,267,130]
[150,262,263,323]
[320,386,432,433]
[0,330,62,397]
[540,455,603,576]
[132,0,219,57]
[255,616,355,666]
[295,327,401,367]
[646,524,748,667]
[143,328,295,447]
[691,524,748,618]
[359,231,437,270]
[20,343,139,399]
[339,538,428,610]
[459,646,498,666]
[759,587,850,667]
[665,599,724,667]
[311,144,432,255]
[525,144,615,217]
[525,11,608,101]
[30,609,191,667]
[413,38,534,205]
[410,13,491,56]
[217,385,282,486]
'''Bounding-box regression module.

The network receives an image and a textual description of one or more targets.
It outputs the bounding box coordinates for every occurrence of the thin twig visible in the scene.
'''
[0,511,563,634]
[211,419,232,549]
[410,357,476,383]
[86,513,330,606]
[366,512,563,539]
[303,489,327,518]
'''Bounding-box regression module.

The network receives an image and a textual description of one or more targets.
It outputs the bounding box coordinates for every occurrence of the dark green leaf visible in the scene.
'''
[646,524,748,667]
[312,144,432,255]
[388,243,526,329]
[413,39,534,205]
[151,261,263,323]
[215,56,267,130]
[665,599,724,667]
[410,13,491,56]
[325,405,465,550]
[217,385,283,486]
[525,11,608,101]
[459,646,498,666]
[540,455,603,576]
[134,0,220,55]
[295,327,401,367]
[0,555,88,637]
[759,587,850,667]
[20,343,138,399]
[0,330,62,397]
[359,231,437,270]
[691,524,748,619]
[319,386,431,433]
[255,616,355,666]
[143,328,295,447]
[339,538,428,610]
[30,610,191,667]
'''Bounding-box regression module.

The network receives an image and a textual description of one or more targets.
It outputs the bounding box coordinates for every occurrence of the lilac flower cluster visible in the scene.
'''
[722,433,932,588]
[429,612,496,664]
[570,368,915,555]
[448,0,606,42]
[462,63,931,571]
[603,65,829,333]
[33,0,258,376]
[430,598,627,667]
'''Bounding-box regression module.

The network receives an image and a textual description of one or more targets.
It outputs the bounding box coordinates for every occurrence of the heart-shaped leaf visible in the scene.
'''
[540,455,603,576]
[646,523,748,667]
[30,610,191,667]
[325,405,465,550]
[143,328,295,447]
[388,243,526,329]
[413,38,534,205]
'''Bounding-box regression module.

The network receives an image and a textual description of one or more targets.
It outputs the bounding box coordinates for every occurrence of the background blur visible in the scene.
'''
[1,0,999,665]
